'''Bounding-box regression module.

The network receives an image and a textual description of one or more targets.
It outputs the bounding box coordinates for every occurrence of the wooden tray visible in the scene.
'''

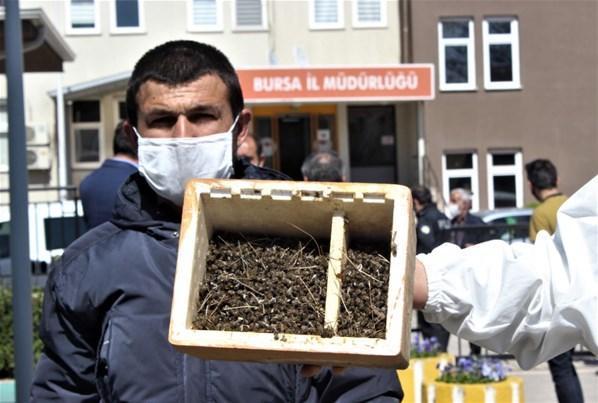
[169,179,415,368]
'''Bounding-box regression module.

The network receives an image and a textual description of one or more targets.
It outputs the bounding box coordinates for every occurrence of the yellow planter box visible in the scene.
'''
[423,376,524,403]
[397,354,453,403]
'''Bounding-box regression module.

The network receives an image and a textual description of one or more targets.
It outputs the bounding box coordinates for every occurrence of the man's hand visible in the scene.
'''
[413,259,428,310]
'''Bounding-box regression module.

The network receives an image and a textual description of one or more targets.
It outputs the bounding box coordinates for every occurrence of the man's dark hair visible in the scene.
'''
[113,121,137,158]
[302,151,343,182]
[125,40,244,127]
[525,159,558,189]
[411,185,432,206]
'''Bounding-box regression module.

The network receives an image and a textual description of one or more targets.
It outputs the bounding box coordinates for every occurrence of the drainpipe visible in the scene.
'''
[417,101,425,185]
[5,1,34,400]
[56,76,68,192]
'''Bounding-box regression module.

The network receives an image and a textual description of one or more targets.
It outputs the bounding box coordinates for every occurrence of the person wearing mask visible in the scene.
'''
[525,158,584,403]
[446,188,487,248]
[236,134,265,167]
[411,186,451,352]
[446,188,486,355]
[31,40,402,402]
[79,121,138,229]
[301,150,345,182]
[412,174,597,371]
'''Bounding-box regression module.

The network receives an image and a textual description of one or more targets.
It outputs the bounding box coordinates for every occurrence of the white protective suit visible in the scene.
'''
[420,175,597,370]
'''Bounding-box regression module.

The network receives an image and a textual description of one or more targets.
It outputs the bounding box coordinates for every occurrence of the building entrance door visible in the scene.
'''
[348,106,397,183]
[278,115,311,180]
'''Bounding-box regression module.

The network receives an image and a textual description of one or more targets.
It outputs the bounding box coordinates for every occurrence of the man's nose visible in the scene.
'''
[172,115,193,137]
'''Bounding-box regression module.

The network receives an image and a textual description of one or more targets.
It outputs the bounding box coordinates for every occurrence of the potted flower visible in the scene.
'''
[423,357,524,403]
[398,334,453,403]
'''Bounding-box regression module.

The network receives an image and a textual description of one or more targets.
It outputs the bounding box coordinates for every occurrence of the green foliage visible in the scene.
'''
[0,287,44,378]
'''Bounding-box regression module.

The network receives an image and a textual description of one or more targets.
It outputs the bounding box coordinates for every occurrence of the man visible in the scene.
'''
[447,188,486,248]
[446,188,485,355]
[525,159,584,403]
[302,151,344,182]
[527,159,569,240]
[79,121,138,229]
[413,174,597,370]
[410,186,450,352]
[31,41,401,402]
[237,134,264,167]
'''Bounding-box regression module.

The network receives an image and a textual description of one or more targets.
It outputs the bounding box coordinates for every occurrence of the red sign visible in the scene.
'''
[237,65,435,103]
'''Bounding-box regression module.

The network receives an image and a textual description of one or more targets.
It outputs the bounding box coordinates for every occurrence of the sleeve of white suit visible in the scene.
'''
[420,175,598,370]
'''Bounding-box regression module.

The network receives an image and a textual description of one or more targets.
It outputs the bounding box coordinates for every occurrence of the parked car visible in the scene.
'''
[476,207,533,244]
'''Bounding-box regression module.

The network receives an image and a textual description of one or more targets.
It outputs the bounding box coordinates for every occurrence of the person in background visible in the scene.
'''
[236,134,264,167]
[301,150,344,182]
[411,185,451,352]
[32,40,402,402]
[446,187,485,355]
[446,188,487,248]
[79,121,138,229]
[525,158,584,403]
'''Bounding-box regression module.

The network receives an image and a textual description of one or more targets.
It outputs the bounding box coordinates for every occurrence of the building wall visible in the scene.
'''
[1,0,406,189]
[411,0,597,208]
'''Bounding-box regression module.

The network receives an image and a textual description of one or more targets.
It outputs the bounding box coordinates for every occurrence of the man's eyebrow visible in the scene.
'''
[144,105,221,119]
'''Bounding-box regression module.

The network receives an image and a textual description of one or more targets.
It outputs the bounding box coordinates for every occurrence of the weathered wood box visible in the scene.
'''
[169,179,415,368]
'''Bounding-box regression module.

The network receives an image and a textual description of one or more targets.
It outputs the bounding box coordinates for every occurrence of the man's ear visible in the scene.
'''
[122,120,138,149]
[236,108,252,147]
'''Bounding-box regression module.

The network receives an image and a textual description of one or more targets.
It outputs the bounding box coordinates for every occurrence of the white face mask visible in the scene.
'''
[134,116,238,206]
[445,203,460,220]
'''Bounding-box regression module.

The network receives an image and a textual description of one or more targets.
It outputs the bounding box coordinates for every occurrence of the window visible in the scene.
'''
[438,18,476,91]
[110,0,145,34]
[309,0,344,30]
[442,151,480,211]
[483,17,520,90]
[117,100,127,121]
[232,0,267,31]
[66,0,100,35]
[486,150,523,208]
[71,100,102,166]
[187,0,223,32]
[352,0,386,28]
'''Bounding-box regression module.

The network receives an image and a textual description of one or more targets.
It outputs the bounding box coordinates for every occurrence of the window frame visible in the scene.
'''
[438,18,476,92]
[482,17,521,90]
[351,0,387,29]
[442,151,480,212]
[65,0,101,36]
[109,0,146,35]
[486,150,524,209]
[309,0,344,30]
[187,0,224,32]
[70,100,104,169]
[231,0,268,32]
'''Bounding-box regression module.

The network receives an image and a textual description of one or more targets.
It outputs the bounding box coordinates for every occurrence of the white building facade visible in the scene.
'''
[2,0,432,191]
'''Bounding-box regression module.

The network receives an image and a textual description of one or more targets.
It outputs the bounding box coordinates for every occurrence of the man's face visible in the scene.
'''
[134,74,249,144]
[450,191,470,215]
[237,136,261,166]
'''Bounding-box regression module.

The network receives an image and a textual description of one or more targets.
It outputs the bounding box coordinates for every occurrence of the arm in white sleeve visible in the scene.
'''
[421,175,598,370]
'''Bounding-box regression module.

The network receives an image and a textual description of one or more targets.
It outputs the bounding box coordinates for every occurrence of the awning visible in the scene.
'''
[0,7,75,73]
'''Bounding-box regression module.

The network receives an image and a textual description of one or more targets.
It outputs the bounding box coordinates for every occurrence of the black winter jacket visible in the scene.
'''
[31,160,403,402]
[415,205,449,254]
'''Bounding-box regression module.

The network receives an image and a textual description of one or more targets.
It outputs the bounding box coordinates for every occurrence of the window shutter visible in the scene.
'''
[356,0,380,23]
[193,0,218,26]
[236,0,262,27]
[71,0,95,27]
[314,0,338,24]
